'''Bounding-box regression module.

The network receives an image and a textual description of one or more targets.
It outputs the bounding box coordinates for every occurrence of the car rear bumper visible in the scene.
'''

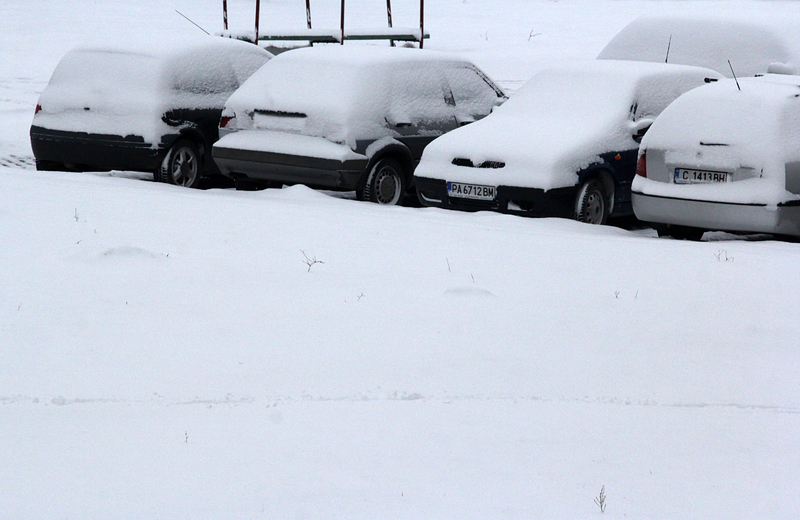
[30,126,165,171]
[414,176,576,218]
[213,143,368,190]
[632,190,800,236]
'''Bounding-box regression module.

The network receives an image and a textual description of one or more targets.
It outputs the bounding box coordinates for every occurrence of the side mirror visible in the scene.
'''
[630,118,653,144]
[385,115,412,128]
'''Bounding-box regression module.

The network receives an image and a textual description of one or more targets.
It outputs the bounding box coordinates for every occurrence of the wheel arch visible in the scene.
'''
[578,165,616,212]
[175,128,215,173]
[363,140,415,187]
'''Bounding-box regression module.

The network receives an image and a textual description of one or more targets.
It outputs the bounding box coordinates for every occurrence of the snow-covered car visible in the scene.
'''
[30,36,272,188]
[632,74,800,240]
[597,15,800,78]
[413,60,721,224]
[211,45,506,204]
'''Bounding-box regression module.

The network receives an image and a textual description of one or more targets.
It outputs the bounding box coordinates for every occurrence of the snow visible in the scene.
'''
[414,60,720,190]
[635,75,800,206]
[598,15,800,78]
[33,36,270,145]
[223,45,497,149]
[3,1,800,519]
[215,129,366,162]
[219,26,428,42]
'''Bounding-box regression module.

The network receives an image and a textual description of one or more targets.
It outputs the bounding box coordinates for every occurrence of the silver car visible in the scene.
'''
[632,74,800,239]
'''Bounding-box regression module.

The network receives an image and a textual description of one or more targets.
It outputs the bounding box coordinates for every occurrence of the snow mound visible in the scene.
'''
[598,15,800,77]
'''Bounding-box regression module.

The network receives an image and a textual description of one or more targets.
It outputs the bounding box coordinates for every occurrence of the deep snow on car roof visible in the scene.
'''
[224,45,487,147]
[36,35,271,144]
[598,15,800,77]
[66,34,272,61]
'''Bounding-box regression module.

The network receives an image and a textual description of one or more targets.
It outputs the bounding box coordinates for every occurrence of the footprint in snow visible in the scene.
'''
[444,287,496,298]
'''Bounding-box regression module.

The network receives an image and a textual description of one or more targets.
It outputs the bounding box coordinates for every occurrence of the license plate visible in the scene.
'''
[674,168,730,184]
[447,181,496,200]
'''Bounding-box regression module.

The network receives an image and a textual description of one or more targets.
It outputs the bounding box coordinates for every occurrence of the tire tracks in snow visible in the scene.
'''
[2,392,799,415]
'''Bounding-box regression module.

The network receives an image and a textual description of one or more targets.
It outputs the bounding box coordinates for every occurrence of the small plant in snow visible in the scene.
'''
[594,485,607,513]
[74,208,79,222]
[300,249,324,272]
[714,249,734,262]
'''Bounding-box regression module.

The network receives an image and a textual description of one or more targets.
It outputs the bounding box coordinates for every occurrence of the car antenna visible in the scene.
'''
[728,60,741,91]
[175,10,211,35]
[665,34,672,63]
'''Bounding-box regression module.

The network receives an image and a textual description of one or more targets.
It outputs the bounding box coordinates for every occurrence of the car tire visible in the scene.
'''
[160,139,202,188]
[574,178,608,225]
[360,158,406,205]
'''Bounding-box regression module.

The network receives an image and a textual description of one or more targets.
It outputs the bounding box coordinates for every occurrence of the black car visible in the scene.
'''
[211,45,506,204]
[413,60,721,224]
[30,36,271,188]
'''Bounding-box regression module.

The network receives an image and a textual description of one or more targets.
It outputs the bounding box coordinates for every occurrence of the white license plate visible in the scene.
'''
[447,181,496,200]
[674,168,730,184]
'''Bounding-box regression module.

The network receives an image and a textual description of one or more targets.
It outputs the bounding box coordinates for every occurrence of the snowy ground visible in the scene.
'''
[3,1,800,519]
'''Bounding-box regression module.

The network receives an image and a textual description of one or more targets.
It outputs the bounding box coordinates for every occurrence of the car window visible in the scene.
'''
[445,65,502,115]
[388,65,453,123]
[170,54,239,96]
[230,53,271,86]
[632,73,708,121]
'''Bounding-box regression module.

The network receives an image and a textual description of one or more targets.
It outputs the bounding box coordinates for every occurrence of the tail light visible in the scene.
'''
[220,115,234,128]
[34,104,42,115]
[636,150,647,178]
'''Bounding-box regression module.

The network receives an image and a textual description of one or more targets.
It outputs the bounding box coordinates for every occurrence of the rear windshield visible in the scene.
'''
[45,49,162,110]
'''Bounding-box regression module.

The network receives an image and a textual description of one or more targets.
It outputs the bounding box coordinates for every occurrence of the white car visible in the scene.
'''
[413,60,721,224]
[632,74,800,240]
[212,45,505,204]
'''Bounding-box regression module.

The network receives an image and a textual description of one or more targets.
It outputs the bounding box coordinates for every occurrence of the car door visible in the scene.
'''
[386,64,458,160]
[444,65,506,126]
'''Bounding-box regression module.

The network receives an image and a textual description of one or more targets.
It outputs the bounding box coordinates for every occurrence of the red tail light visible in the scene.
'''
[34,104,42,115]
[636,150,647,178]
[219,115,233,128]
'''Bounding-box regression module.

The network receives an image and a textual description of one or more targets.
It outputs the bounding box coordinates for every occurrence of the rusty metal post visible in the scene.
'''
[419,0,424,48]
[254,0,261,43]
[306,0,312,29]
[223,0,228,30]
[340,0,345,44]
[386,0,394,46]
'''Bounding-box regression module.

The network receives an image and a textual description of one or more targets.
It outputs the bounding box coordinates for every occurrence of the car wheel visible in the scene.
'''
[160,139,202,188]
[361,158,406,205]
[574,178,608,225]
[668,225,705,241]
